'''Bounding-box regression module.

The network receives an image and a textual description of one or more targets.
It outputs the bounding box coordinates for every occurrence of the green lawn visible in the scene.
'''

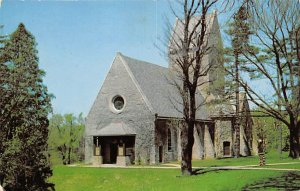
[50,151,300,191]
[50,166,285,191]
[183,151,298,167]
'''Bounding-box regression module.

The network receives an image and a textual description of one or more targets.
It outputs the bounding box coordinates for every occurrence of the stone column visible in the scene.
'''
[85,135,93,164]
[204,124,215,158]
[192,127,202,159]
[240,126,250,156]
[198,124,205,159]
[92,137,103,166]
[150,144,156,164]
[214,120,221,158]
[118,143,125,156]
[177,125,182,161]
[150,122,156,164]
[117,143,130,166]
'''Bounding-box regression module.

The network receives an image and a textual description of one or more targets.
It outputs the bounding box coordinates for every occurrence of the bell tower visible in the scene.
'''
[168,11,225,99]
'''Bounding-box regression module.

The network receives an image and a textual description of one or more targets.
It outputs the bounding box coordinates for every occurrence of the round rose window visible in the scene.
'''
[113,96,125,111]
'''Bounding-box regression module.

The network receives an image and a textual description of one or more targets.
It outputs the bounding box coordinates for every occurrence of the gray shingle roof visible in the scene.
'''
[119,53,208,120]
[97,122,136,136]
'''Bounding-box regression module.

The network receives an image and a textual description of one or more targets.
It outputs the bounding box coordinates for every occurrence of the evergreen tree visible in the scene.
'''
[0,23,54,190]
[0,24,9,187]
[224,3,252,157]
[226,0,300,159]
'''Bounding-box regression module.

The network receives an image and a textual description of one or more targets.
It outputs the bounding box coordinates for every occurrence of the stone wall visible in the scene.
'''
[154,119,178,163]
[85,136,94,164]
[85,55,155,164]
[167,120,179,161]
[214,119,233,158]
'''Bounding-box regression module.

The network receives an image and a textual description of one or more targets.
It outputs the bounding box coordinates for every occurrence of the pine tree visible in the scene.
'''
[224,3,252,158]
[0,23,54,191]
[224,0,299,159]
[0,24,10,186]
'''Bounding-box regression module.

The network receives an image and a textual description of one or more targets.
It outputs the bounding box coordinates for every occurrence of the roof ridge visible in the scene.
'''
[119,53,168,70]
[86,55,118,121]
[118,53,155,114]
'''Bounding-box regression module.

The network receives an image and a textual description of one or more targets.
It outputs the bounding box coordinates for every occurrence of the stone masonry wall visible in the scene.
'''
[155,119,178,163]
[214,119,233,158]
[85,55,155,164]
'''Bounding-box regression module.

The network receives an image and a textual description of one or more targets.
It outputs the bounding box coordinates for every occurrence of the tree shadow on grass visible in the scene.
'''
[242,172,300,191]
[175,168,228,178]
[192,168,229,175]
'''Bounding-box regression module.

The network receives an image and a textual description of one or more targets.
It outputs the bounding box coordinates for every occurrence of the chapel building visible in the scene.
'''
[85,12,253,165]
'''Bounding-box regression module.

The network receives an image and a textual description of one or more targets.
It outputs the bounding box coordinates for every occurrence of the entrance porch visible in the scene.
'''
[93,135,135,166]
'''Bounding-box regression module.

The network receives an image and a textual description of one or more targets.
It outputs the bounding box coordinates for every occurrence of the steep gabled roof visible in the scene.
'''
[119,53,208,120]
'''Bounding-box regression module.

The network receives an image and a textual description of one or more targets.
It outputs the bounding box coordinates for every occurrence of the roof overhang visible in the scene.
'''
[96,122,136,136]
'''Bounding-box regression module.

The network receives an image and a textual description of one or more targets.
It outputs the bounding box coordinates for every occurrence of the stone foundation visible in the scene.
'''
[92,156,103,166]
[117,156,131,166]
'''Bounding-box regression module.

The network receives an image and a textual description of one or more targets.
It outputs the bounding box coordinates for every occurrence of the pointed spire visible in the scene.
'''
[116,52,122,56]
[212,9,217,17]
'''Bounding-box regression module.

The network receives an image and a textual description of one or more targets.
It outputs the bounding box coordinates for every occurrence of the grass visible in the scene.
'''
[50,166,284,191]
[173,151,298,167]
[242,172,300,190]
[50,151,300,191]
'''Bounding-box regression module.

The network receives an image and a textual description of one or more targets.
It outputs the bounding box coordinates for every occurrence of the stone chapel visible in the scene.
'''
[85,12,253,166]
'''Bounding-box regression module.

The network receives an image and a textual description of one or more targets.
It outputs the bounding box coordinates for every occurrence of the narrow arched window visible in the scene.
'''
[168,128,172,151]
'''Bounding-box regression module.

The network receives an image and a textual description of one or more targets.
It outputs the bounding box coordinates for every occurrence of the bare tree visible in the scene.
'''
[167,0,220,175]
[232,0,300,158]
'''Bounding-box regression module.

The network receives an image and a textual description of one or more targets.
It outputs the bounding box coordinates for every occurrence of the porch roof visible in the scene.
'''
[97,122,136,136]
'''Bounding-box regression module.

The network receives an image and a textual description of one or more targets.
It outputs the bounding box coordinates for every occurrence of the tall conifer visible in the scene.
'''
[0,23,54,191]
[225,3,252,157]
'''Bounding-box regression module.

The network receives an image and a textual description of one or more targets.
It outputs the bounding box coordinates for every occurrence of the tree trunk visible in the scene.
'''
[180,86,196,175]
[181,123,191,175]
[181,120,194,175]
[234,121,240,158]
[289,122,300,159]
[58,145,67,165]
[234,52,240,158]
[67,147,71,164]
[0,175,4,186]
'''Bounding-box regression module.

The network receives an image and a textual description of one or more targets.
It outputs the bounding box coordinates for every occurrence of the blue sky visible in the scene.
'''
[0,0,175,116]
[0,0,249,116]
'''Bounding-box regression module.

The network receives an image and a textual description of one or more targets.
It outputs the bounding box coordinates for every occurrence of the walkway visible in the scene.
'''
[163,162,300,171]
[73,162,300,172]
